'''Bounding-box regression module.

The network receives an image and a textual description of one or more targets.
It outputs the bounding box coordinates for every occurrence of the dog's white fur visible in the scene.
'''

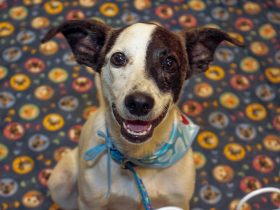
[48,23,195,210]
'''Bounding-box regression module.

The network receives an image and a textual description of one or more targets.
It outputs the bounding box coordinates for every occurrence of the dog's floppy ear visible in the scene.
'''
[181,27,244,78]
[41,19,111,70]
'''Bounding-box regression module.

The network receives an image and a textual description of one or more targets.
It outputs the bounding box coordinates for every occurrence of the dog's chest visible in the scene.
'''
[82,153,190,210]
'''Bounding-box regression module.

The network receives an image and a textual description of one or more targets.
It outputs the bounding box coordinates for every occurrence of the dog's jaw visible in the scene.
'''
[105,104,177,159]
[112,103,169,144]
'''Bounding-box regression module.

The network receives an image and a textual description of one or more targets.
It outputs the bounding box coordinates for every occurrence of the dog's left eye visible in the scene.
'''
[110,52,127,67]
[163,56,178,72]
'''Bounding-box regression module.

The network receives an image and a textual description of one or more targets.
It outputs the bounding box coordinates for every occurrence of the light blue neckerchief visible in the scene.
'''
[84,112,199,210]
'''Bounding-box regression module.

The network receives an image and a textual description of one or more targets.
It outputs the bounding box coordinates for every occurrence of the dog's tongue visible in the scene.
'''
[124,120,151,132]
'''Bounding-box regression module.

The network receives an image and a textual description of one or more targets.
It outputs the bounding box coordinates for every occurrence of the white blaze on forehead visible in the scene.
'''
[103,23,157,92]
[107,23,156,65]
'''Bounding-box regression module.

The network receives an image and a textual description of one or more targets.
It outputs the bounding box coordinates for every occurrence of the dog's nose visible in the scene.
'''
[125,92,154,116]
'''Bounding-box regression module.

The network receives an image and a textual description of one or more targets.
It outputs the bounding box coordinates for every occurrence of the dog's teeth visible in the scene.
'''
[123,123,152,136]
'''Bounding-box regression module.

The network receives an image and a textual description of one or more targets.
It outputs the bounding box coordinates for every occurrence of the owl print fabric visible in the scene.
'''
[0,0,280,210]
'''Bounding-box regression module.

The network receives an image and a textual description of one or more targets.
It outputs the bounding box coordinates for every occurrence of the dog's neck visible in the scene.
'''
[104,105,177,159]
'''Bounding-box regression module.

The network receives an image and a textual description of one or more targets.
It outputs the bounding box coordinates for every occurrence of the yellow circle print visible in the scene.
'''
[189,0,206,11]
[12,156,34,175]
[194,82,213,98]
[220,92,240,109]
[31,17,50,29]
[79,0,97,8]
[0,22,14,37]
[245,103,267,121]
[23,0,42,5]
[265,67,280,84]
[0,144,9,161]
[19,104,39,121]
[193,151,206,169]
[10,73,31,91]
[40,41,58,55]
[263,135,280,152]
[229,199,251,210]
[197,131,219,149]
[99,3,119,17]
[34,85,54,101]
[250,41,268,56]
[224,143,245,161]
[9,6,28,20]
[43,113,64,131]
[48,68,68,83]
[205,65,225,81]
[44,1,64,15]
[259,24,276,40]
[243,2,261,15]
[0,66,8,79]
[240,57,259,73]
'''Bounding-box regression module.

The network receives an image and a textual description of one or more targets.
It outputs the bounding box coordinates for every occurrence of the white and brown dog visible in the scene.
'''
[42,19,243,210]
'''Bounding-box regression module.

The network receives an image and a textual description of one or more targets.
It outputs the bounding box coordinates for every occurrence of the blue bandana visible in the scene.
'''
[84,112,199,210]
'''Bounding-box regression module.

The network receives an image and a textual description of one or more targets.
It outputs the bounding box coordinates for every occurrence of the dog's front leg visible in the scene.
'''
[183,203,190,210]
[48,148,79,210]
[78,196,107,210]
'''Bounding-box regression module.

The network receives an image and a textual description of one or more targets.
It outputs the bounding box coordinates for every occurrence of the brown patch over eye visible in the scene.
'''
[145,26,187,102]
[162,56,178,73]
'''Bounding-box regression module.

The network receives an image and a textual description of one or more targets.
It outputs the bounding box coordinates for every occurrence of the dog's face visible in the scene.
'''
[42,20,243,144]
[101,23,187,143]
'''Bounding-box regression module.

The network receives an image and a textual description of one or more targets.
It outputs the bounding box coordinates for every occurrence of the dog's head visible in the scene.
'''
[42,20,243,144]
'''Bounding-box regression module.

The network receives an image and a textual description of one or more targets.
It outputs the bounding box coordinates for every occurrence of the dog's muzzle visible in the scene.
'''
[112,101,168,144]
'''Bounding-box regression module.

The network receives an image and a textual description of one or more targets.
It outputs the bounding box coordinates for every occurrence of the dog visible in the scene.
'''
[42,19,243,210]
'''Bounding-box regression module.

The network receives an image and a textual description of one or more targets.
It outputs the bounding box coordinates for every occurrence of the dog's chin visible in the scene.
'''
[112,103,168,144]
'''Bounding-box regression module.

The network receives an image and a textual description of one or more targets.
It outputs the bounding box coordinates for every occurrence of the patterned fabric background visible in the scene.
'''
[0,0,279,210]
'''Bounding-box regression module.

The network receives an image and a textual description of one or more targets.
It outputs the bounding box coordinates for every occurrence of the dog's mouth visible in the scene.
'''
[112,103,168,143]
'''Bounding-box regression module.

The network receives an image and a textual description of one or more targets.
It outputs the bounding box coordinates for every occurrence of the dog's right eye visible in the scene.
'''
[162,56,178,73]
[110,52,127,67]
